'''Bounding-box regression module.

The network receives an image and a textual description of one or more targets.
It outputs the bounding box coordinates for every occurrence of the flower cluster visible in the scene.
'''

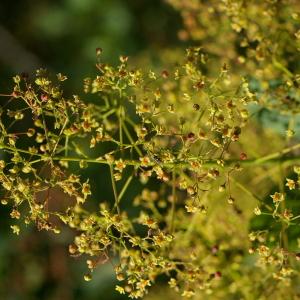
[1,1,300,298]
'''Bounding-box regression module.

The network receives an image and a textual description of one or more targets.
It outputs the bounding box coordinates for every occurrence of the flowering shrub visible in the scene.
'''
[1,1,300,299]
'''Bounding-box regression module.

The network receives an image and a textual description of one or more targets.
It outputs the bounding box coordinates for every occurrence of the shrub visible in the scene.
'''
[1,1,300,299]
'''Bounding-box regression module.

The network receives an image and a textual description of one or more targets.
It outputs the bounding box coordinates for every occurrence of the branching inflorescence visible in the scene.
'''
[2,1,300,299]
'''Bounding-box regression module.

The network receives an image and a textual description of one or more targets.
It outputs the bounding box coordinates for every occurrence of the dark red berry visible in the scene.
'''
[187,132,195,141]
[240,152,247,160]
[41,94,49,102]
[161,70,169,78]
[211,245,219,254]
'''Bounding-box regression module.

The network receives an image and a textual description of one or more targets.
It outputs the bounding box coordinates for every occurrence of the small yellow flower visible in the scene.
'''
[185,203,198,213]
[270,192,284,203]
[254,207,261,215]
[10,225,20,235]
[82,182,91,197]
[0,160,6,169]
[115,285,125,294]
[286,178,295,190]
[182,290,195,298]
[114,159,126,172]
[139,156,151,167]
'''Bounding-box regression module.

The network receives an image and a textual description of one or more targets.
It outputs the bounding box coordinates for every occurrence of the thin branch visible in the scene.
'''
[1,142,300,169]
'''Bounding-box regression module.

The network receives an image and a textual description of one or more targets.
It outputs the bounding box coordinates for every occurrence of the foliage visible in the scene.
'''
[1,0,300,299]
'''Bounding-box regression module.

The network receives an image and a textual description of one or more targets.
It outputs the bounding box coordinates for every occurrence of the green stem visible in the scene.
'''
[272,57,293,78]
[122,121,142,156]
[291,215,300,221]
[109,164,120,215]
[65,136,69,157]
[119,106,124,152]
[170,168,177,234]
[278,164,288,252]
[254,143,300,164]
[52,117,68,155]
[118,173,133,203]
[1,142,300,168]
[230,176,273,212]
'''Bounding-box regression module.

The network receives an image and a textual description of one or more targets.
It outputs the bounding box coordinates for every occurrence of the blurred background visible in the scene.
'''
[0,1,184,299]
[0,0,183,90]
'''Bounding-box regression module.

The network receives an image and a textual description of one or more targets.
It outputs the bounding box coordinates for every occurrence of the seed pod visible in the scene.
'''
[117,273,125,281]
[187,132,195,141]
[228,196,235,204]
[84,274,92,281]
[161,70,169,78]
[69,244,77,254]
[96,47,103,56]
[240,152,247,160]
[193,103,200,110]
[187,186,196,196]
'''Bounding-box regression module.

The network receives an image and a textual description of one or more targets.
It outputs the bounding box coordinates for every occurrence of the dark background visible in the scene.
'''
[0,0,182,90]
